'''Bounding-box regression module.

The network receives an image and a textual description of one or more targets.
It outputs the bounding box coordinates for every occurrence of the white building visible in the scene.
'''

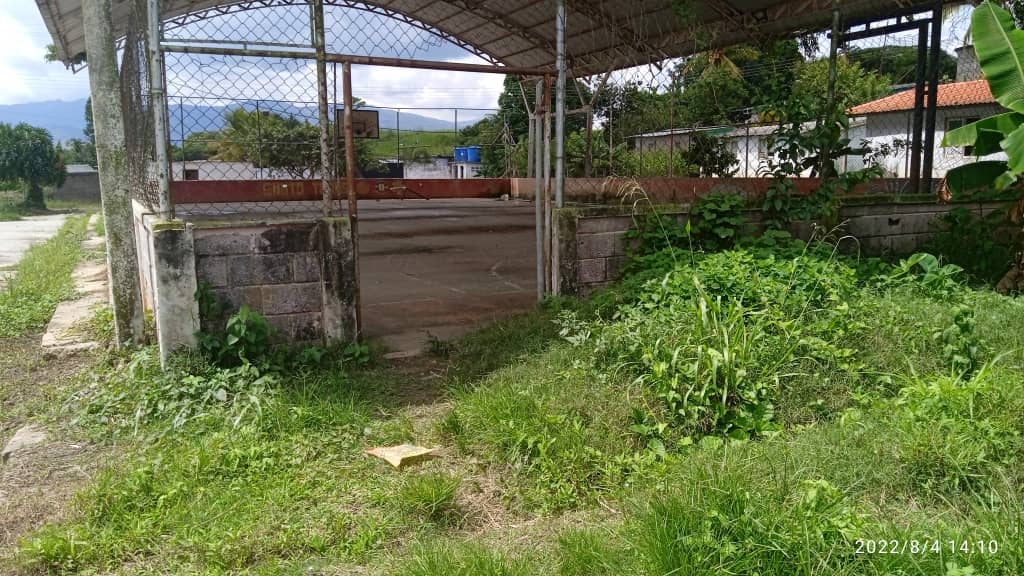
[633,121,866,177]
[847,79,1002,178]
[634,46,1001,179]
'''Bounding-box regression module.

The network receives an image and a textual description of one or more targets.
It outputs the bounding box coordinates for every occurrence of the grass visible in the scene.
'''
[397,473,462,526]
[7,236,1024,575]
[0,215,89,338]
[366,129,461,161]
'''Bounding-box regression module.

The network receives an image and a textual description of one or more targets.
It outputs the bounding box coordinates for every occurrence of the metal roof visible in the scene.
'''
[36,0,941,75]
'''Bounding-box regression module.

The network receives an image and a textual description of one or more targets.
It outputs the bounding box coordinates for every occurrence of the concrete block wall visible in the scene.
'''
[132,202,357,359]
[558,201,1008,297]
[193,222,324,342]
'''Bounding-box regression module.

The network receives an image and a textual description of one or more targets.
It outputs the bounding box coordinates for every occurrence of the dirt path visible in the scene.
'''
[0,335,102,555]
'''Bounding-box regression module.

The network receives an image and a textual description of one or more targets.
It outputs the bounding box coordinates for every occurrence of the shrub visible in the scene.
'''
[925,206,1020,285]
[689,191,747,251]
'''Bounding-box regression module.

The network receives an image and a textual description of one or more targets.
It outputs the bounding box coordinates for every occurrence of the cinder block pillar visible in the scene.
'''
[318,217,358,344]
[151,221,200,364]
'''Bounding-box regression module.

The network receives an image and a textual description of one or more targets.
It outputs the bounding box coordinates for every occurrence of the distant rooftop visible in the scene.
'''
[848,80,996,115]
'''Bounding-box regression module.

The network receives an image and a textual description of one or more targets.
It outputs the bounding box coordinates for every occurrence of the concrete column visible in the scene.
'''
[150,221,200,364]
[82,0,145,345]
[318,217,358,344]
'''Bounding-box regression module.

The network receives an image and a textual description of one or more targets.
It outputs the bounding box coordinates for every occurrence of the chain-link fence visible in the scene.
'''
[524,2,993,204]
[159,2,525,217]
[143,1,994,217]
[121,0,159,212]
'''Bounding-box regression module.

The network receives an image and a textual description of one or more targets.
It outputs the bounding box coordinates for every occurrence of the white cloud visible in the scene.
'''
[0,1,90,105]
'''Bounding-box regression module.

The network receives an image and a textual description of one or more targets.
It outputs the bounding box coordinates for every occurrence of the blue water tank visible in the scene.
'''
[466,146,482,163]
[454,147,468,162]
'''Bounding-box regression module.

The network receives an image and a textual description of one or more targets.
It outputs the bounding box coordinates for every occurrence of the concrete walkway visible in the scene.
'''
[0,214,69,270]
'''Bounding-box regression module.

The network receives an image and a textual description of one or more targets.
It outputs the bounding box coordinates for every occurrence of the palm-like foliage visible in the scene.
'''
[944,1,1024,192]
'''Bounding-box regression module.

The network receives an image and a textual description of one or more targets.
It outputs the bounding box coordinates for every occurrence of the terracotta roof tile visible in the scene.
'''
[848,79,995,115]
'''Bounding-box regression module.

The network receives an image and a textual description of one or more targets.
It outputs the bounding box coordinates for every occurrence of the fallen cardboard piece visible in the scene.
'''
[365,444,439,469]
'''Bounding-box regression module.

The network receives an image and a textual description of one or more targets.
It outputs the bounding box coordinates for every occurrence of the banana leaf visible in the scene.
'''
[973,1,1024,114]
[943,112,1024,156]
[945,160,1013,195]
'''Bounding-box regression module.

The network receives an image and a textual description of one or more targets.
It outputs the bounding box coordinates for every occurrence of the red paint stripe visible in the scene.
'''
[171,179,512,204]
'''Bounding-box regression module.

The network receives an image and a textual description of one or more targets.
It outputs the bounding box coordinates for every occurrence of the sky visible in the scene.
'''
[0,1,92,105]
[0,0,505,122]
[0,0,974,112]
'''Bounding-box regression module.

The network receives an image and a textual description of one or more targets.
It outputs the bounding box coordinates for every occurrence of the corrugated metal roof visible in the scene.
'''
[848,80,997,115]
[36,0,941,75]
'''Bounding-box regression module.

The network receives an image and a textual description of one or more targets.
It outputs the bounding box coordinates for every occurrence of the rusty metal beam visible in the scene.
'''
[160,42,553,73]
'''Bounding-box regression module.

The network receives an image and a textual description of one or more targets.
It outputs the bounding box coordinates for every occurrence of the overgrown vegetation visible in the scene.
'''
[0,215,88,337]
[11,218,1024,574]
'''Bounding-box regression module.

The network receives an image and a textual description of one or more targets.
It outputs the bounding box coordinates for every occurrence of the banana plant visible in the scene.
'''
[944,1,1024,193]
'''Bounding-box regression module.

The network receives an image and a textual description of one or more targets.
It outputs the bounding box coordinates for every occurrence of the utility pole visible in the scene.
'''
[82,0,144,345]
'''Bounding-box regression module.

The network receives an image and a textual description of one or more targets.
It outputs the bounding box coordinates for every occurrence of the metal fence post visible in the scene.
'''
[312,0,333,215]
[555,0,566,209]
[534,79,545,302]
[147,0,172,219]
[922,2,943,193]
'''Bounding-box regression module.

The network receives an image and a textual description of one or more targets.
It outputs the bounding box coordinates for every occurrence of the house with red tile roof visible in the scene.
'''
[847,46,1004,178]
[633,46,1004,180]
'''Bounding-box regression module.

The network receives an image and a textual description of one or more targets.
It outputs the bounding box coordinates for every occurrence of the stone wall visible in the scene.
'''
[132,201,357,355]
[193,221,325,342]
[558,200,1008,296]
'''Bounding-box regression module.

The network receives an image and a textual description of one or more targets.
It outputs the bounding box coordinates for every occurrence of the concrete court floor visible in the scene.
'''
[355,198,538,354]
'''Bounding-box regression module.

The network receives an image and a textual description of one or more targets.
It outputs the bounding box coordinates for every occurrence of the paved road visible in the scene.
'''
[0,214,69,278]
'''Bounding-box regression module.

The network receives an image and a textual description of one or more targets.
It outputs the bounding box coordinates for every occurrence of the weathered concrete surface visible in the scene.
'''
[42,215,109,357]
[0,214,68,286]
[319,217,358,345]
[356,199,537,354]
[176,198,538,355]
[192,221,326,342]
[151,222,200,363]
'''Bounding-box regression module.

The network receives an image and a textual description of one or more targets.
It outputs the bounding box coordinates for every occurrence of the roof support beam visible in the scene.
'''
[566,1,668,63]
[160,42,552,74]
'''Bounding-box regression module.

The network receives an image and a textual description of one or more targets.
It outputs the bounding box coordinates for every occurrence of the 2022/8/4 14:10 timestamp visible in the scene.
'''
[855,540,999,555]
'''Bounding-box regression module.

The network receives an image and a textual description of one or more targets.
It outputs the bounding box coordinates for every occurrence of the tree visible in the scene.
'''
[213,107,372,178]
[0,123,66,209]
[677,68,751,126]
[59,138,98,167]
[682,133,738,177]
[944,1,1024,193]
[846,46,957,84]
[793,56,892,110]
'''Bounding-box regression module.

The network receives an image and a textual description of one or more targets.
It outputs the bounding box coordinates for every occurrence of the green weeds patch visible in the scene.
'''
[11,226,1024,576]
[0,215,88,337]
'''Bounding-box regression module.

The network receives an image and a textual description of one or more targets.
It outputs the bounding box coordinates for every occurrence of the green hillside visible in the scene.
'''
[365,129,461,161]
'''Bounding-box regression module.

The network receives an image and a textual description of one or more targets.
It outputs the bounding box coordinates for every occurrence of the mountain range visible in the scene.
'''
[0,98,483,142]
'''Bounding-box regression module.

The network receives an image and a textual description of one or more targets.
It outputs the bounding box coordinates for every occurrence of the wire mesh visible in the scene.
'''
[142,0,997,218]
[160,2,520,218]
[121,0,159,212]
[550,2,995,204]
